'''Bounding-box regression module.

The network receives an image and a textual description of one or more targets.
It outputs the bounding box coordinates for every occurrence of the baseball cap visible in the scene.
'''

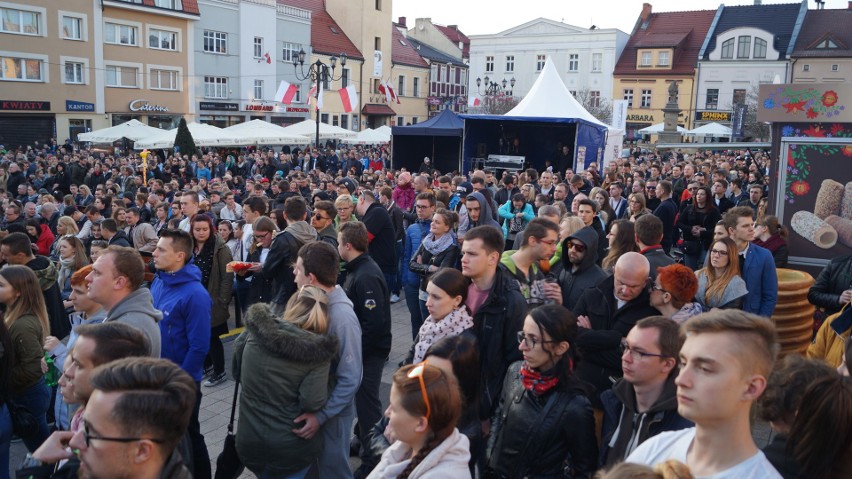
[456,182,473,197]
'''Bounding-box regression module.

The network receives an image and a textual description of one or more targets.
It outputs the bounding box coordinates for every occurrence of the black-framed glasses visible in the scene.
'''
[82,422,164,448]
[517,331,558,349]
[407,361,431,421]
[619,340,670,361]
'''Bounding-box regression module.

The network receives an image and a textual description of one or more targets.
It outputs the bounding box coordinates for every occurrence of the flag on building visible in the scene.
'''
[263,52,272,64]
[468,96,481,108]
[275,80,298,105]
[387,82,400,104]
[339,85,358,113]
[378,81,390,103]
[308,81,324,110]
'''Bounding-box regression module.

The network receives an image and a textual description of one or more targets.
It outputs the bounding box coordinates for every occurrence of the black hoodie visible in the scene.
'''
[555,227,608,310]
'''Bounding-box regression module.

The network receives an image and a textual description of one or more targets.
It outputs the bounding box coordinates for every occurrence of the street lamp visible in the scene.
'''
[476,76,515,97]
[293,49,347,149]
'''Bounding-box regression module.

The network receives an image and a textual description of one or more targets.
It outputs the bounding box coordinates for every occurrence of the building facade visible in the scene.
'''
[390,23,429,126]
[790,5,852,84]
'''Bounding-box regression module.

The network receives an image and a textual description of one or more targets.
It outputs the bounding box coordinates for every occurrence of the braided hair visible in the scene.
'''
[394,363,461,479]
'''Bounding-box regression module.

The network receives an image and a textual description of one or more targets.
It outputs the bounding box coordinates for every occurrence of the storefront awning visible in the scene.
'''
[361,104,396,116]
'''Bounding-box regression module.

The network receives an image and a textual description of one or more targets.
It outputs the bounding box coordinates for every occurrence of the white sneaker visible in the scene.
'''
[390,294,400,303]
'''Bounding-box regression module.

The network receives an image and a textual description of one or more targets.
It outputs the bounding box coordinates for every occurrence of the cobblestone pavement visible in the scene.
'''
[9,294,772,477]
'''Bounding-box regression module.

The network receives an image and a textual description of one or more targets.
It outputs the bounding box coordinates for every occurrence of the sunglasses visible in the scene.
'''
[567,242,586,253]
[313,213,330,221]
[407,361,431,421]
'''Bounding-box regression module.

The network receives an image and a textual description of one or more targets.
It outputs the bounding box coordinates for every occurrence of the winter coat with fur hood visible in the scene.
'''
[234,303,339,476]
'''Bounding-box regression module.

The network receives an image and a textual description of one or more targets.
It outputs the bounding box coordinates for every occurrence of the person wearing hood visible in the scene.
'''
[649,264,703,324]
[151,228,212,479]
[555,226,608,311]
[264,196,317,315]
[457,191,502,241]
[599,317,693,467]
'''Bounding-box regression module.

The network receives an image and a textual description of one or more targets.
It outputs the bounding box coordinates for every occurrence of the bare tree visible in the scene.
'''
[744,85,770,141]
[573,88,612,125]
[469,95,521,115]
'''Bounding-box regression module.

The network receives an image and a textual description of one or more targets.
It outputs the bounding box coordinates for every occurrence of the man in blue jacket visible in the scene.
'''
[402,192,435,339]
[724,207,777,317]
[152,228,212,479]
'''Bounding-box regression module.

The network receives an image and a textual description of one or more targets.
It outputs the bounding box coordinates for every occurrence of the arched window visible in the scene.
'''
[721,38,734,59]
[754,38,767,59]
[737,36,751,58]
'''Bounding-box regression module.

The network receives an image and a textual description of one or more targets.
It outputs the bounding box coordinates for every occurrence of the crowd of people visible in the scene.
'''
[0,140,850,479]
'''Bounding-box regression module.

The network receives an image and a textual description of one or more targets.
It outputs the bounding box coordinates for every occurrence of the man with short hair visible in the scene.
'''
[500,218,563,305]
[292,242,362,479]
[635,214,675,279]
[337,222,392,475]
[100,219,131,247]
[712,179,735,214]
[573,252,660,398]
[556,226,608,310]
[653,180,678,254]
[3,202,26,229]
[402,193,435,338]
[219,192,244,221]
[600,317,692,467]
[355,186,397,290]
[178,191,199,231]
[609,182,628,219]
[267,196,318,314]
[738,184,763,218]
[379,186,405,303]
[724,207,777,317]
[645,179,660,211]
[312,200,339,248]
[151,229,212,479]
[627,311,782,478]
[125,207,158,252]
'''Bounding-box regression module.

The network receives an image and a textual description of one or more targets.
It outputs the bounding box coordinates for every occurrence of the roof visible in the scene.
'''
[614,8,717,76]
[283,0,364,60]
[435,24,470,59]
[792,9,852,58]
[391,25,429,68]
[111,0,199,15]
[407,38,467,67]
[362,104,396,116]
[703,3,804,60]
[391,108,463,137]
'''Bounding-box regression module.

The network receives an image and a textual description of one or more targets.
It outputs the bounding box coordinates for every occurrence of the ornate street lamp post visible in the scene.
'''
[293,49,347,148]
[475,76,516,110]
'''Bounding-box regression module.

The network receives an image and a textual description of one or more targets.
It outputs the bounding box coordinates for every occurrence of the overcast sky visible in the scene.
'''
[392,0,846,36]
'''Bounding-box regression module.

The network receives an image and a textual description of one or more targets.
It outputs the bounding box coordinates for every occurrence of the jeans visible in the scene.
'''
[394,240,404,295]
[0,403,11,479]
[12,378,50,452]
[356,355,386,463]
[683,245,706,271]
[403,282,423,340]
[258,466,310,479]
[307,405,355,479]
[188,383,211,479]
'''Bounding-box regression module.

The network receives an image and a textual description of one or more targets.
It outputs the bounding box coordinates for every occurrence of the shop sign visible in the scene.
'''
[0,100,50,111]
[626,114,654,122]
[286,106,309,113]
[129,99,169,112]
[66,100,94,112]
[695,110,731,122]
[199,102,239,111]
[244,103,274,112]
[427,97,442,106]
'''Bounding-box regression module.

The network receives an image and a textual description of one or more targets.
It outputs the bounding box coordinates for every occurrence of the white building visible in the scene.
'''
[468,18,628,105]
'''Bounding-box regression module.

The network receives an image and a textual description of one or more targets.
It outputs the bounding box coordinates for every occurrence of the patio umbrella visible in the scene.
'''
[77,119,164,143]
[134,122,240,149]
[223,119,310,146]
[685,122,732,137]
[638,122,686,134]
[280,119,357,141]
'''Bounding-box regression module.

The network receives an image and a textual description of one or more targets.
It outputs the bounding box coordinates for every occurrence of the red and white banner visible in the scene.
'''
[307,81,323,110]
[468,96,481,108]
[275,80,298,105]
[379,80,401,104]
[263,52,272,64]
[339,85,358,113]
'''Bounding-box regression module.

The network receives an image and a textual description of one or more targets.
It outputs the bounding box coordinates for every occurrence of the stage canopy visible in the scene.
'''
[391,109,464,173]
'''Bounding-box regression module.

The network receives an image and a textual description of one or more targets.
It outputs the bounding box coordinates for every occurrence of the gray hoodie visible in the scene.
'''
[104,288,163,357]
[458,191,502,238]
[284,220,318,245]
[318,285,363,424]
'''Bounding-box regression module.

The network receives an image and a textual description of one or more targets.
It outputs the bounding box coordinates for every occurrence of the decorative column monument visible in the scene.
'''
[658,81,683,144]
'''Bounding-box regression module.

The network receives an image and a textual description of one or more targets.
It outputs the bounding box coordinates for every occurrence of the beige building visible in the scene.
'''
[0,0,197,147]
[391,23,429,125]
[790,7,852,84]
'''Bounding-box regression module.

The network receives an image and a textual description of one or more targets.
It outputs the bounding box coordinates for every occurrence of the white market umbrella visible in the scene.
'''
[685,122,732,137]
[77,119,164,143]
[638,122,686,134]
[223,119,310,146]
[352,128,391,145]
[280,119,357,141]
[134,122,239,149]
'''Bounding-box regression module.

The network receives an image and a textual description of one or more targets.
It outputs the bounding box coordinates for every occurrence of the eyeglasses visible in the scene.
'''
[620,340,670,361]
[651,284,668,294]
[517,331,558,349]
[81,422,164,448]
[415,204,431,210]
[537,238,558,246]
[407,361,431,421]
[253,232,270,240]
[567,242,586,253]
[710,249,728,256]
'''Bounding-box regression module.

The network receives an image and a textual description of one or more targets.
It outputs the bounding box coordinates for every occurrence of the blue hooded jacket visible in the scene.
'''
[151,262,212,381]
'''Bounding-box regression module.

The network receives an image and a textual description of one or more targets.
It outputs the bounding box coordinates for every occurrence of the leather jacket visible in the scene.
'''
[409,241,460,292]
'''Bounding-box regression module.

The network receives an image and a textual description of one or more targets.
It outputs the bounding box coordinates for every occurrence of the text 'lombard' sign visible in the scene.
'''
[129,99,169,112]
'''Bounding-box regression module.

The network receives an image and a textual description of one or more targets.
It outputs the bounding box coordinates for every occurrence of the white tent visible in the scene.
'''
[638,122,686,134]
[134,122,239,149]
[280,119,356,140]
[686,122,732,137]
[77,119,163,143]
[352,128,391,144]
[223,119,310,145]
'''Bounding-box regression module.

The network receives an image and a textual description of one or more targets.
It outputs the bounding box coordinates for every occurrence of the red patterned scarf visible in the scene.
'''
[520,363,560,395]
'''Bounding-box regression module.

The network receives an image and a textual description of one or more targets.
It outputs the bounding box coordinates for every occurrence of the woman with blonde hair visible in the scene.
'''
[694,237,748,311]
[335,194,356,230]
[1,266,52,452]
[50,216,80,260]
[596,460,693,479]
[56,235,89,307]
[627,192,652,222]
[235,286,339,479]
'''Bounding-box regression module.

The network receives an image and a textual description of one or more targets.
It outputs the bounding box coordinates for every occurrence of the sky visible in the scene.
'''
[392,0,848,36]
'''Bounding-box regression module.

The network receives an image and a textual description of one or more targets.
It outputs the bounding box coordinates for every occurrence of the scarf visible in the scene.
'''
[421,231,455,256]
[520,362,560,395]
[58,257,75,291]
[413,306,474,363]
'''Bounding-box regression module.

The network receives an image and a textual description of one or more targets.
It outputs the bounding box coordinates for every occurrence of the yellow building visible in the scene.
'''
[390,23,429,125]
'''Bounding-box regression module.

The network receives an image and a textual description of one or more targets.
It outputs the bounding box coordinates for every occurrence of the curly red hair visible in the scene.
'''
[657,264,699,308]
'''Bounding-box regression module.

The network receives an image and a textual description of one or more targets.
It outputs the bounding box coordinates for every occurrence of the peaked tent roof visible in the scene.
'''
[392,109,464,137]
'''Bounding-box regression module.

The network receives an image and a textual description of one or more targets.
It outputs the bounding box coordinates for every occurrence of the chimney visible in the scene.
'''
[754,0,761,5]
[641,3,652,22]
[398,16,406,27]
[448,25,458,30]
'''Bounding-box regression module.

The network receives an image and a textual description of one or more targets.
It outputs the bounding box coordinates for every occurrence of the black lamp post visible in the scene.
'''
[475,76,516,105]
[293,49,347,148]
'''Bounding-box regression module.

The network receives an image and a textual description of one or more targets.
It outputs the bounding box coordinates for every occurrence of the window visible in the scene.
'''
[105,22,137,46]
[568,54,579,71]
[640,51,651,66]
[204,76,228,98]
[398,75,405,96]
[1,8,40,35]
[397,116,404,126]
[149,29,177,51]
[536,55,546,71]
[721,38,734,59]
[65,62,84,84]
[253,37,263,59]
[375,0,381,10]
[832,64,839,72]
[802,64,810,72]
[373,78,381,94]
[640,89,652,108]
[569,90,577,97]
[105,65,138,87]
[322,72,330,90]
[737,36,751,59]
[203,30,227,54]
[341,114,348,130]
[294,84,301,102]
[374,36,381,50]
[506,55,514,72]
[154,0,183,8]
[592,53,602,72]
[590,91,601,108]
[332,115,338,127]
[341,68,349,88]
[0,56,42,81]
[733,89,746,105]
[706,89,719,109]
[62,16,82,40]
[753,38,767,59]
[485,56,494,73]
[815,38,839,49]
[657,51,669,66]
[151,69,178,90]
[320,113,329,124]
[623,89,634,108]
[411,117,418,124]
[282,42,300,62]
[413,77,420,97]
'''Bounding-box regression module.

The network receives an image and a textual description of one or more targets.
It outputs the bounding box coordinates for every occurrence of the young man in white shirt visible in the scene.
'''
[627,310,782,478]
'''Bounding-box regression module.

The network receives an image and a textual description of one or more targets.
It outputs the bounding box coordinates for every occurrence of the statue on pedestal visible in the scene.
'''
[667,81,679,105]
